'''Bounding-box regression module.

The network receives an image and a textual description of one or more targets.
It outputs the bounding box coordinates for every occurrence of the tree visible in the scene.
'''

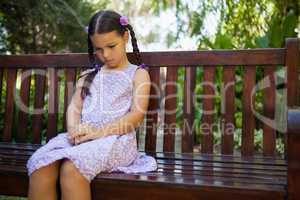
[149,0,299,49]
[0,0,108,54]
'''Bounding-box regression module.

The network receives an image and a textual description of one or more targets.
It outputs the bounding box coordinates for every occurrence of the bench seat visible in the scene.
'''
[0,142,287,200]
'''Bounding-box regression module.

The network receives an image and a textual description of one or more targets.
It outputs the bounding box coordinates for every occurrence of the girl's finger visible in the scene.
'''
[70,132,86,140]
[77,134,92,144]
[74,137,80,145]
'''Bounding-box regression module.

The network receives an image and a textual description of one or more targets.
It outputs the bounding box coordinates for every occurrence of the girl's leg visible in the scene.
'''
[60,159,91,200]
[28,160,61,200]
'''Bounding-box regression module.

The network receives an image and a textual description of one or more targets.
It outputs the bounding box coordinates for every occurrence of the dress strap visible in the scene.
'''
[127,64,139,80]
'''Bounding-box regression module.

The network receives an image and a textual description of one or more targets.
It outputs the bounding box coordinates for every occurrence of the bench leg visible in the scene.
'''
[288,109,300,200]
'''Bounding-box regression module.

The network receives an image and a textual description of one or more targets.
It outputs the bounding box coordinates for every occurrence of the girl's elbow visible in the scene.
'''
[134,112,146,127]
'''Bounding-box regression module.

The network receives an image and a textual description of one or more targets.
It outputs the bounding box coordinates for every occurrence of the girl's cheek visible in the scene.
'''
[96,52,104,61]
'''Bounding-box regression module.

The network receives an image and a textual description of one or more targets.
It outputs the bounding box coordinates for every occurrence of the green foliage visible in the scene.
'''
[168,0,299,154]
[0,0,108,53]
[256,8,299,47]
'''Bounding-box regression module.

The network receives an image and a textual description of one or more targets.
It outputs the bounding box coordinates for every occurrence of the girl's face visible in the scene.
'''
[90,30,129,68]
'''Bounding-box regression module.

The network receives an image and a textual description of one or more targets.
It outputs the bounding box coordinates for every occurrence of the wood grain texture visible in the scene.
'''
[32,69,46,144]
[16,69,32,142]
[262,67,276,156]
[46,68,59,141]
[145,68,160,152]
[3,69,17,142]
[163,67,178,152]
[221,66,236,155]
[0,49,285,67]
[182,66,197,153]
[201,66,216,154]
[241,67,256,156]
[287,109,300,200]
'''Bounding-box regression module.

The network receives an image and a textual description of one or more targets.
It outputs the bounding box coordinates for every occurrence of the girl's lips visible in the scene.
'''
[106,60,114,65]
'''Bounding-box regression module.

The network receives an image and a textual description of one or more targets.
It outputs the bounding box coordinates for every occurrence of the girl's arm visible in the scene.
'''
[74,68,151,143]
[66,72,88,137]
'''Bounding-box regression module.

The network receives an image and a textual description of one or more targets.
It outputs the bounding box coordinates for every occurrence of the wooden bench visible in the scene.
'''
[0,38,299,200]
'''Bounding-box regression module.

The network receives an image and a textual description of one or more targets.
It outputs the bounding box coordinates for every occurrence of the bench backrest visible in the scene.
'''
[0,38,298,157]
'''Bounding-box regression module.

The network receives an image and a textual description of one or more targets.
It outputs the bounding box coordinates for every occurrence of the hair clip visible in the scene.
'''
[139,63,147,69]
[120,16,129,26]
[94,63,101,71]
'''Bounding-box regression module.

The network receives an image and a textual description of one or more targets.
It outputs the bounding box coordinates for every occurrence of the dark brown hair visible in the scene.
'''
[79,10,143,100]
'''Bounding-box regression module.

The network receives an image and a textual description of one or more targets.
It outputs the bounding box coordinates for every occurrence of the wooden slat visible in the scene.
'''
[46,68,59,141]
[0,68,3,137]
[154,167,286,184]
[285,38,299,159]
[0,153,287,174]
[145,67,160,152]
[285,38,299,107]
[0,144,287,199]
[0,146,286,175]
[155,158,286,171]
[63,68,77,132]
[92,177,285,200]
[182,66,197,153]
[150,152,286,166]
[262,67,276,156]
[0,49,285,67]
[0,172,29,197]
[16,69,32,142]
[3,69,17,142]
[0,143,286,166]
[201,66,216,154]
[0,156,286,186]
[163,66,178,152]
[241,67,256,156]
[31,69,46,144]
[136,125,141,149]
[221,66,235,155]
[0,142,286,165]
[287,109,300,200]
[0,154,287,200]
[0,69,3,111]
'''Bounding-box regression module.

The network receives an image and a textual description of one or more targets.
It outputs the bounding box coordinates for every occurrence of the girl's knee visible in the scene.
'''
[60,159,87,187]
[30,161,60,178]
[29,164,59,186]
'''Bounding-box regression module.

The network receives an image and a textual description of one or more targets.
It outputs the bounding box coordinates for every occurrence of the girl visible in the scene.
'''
[27,10,157,200]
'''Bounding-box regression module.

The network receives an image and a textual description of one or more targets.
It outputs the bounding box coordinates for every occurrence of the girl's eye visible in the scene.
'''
[109,45,116,48]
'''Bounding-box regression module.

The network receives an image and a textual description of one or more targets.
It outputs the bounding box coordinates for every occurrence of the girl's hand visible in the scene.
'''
[67,125,81,145]
[69,123,100,145]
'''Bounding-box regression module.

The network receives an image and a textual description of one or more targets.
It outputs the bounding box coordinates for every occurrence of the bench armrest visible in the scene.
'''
[287,108,300,200]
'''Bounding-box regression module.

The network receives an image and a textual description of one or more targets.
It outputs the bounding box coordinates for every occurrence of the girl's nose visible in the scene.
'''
[103,49,110,59]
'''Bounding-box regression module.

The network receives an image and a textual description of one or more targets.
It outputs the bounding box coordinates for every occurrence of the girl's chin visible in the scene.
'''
[105,62,116,67]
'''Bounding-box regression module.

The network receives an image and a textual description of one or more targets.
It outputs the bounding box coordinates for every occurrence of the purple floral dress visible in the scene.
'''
[26,63,157,182]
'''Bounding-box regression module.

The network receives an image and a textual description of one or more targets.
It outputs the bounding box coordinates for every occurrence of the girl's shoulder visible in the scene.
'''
[132,64,150,83]
[131,63,148,73]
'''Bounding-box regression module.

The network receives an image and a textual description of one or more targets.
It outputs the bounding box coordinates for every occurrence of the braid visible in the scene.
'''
[87,36,96,65]
[79,35,99,100]
[127,24,142,66]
